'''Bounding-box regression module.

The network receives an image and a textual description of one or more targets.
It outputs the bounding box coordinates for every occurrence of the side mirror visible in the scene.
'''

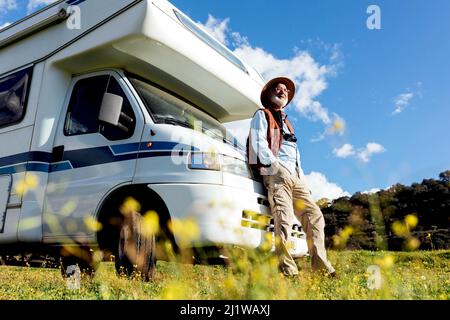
[98,92,123,126]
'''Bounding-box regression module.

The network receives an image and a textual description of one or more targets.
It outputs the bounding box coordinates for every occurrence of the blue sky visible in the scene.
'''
[173,0,450,199]
[1,0,449,199]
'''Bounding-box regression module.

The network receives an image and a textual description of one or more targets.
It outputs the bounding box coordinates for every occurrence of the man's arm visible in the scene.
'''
[249,110,278,166]
[296,147,305,179]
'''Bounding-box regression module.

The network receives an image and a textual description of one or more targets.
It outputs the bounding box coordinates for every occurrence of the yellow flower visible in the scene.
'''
[332,226,353,249]
[294,199,306,212]
[15,173,39,196]
[332,118,345,133]
[391,221,409,238]
[60,200,78,216]
[342,226,354,238]
[404,214,418,229]
[84,216,103,232]
[260,232,274,252]
[405,237,420,251]
[141,210,160,237]
[169,217,200,245]
[375,255,395,269]
[160,282,188,300]
[18,217,41,231]
[120,197,141,216]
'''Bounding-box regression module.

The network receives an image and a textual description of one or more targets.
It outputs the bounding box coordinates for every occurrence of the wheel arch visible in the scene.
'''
[95,184,176,257]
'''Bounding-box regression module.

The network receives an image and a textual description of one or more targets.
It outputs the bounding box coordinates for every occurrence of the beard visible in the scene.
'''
[269,95,288,109]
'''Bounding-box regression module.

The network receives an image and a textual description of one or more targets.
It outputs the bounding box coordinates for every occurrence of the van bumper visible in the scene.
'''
[148,183,272,249]
[148,183,309,257]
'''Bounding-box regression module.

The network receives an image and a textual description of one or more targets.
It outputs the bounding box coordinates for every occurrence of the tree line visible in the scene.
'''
[320,171,450,251]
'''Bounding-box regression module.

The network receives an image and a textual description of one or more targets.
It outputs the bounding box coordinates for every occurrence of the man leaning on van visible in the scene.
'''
[246,77,336,278]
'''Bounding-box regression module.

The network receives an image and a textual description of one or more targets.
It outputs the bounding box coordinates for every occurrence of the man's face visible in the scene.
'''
[269,83,289,111]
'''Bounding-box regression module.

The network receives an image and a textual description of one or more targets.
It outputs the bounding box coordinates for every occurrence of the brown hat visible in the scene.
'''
[260,77,295,108]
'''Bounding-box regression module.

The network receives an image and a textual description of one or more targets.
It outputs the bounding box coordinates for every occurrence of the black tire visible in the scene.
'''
[115,210,156,281]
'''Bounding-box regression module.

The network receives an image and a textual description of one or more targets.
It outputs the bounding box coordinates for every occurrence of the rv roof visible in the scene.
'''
[0,0,264,122]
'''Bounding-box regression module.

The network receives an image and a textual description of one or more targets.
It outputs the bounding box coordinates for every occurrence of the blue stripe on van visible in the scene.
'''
[138,141,196,152]
[110,142,141,155]
[0,151,52,168]
[0,141,198,174]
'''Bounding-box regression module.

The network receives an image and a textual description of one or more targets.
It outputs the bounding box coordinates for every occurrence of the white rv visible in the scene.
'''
[0,0,308,280]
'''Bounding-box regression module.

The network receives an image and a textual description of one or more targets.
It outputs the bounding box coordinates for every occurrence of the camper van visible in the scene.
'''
[0,0,308,280]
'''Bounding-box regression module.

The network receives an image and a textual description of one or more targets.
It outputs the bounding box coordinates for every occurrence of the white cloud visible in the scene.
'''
[304,171,350,201]
[0,21,11,29]
[200,14,230,45]
[333,142,386,163]
[233,44,338,126]
[27,0,57,14]
[362,188,381,194]
[392,92,414,115]
[197,15,345,137]
[357,142,386,163]
[223,118,251,146]
[0,0,17,14]
[333,143,355,158]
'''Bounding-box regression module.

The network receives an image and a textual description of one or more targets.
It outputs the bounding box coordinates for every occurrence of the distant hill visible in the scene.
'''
[321,170,450,251]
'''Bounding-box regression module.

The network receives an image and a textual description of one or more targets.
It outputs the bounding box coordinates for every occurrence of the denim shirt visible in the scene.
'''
[249,110,304,178]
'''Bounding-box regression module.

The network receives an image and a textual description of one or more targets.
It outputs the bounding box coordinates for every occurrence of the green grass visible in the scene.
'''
[0,250,449,300]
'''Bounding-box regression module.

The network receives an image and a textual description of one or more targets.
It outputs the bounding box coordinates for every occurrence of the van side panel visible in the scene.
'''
[20,64,71,242]
[0,64,43,243]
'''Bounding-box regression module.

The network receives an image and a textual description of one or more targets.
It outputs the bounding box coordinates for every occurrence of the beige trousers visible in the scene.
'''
[262,163,335,276]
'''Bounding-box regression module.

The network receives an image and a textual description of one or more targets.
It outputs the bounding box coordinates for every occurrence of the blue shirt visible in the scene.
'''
[249,110,304,178]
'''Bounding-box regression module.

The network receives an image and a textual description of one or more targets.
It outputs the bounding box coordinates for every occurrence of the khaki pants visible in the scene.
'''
[262,163,335,276]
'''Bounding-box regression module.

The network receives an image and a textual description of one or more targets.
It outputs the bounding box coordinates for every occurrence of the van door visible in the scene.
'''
[43,71,144,242]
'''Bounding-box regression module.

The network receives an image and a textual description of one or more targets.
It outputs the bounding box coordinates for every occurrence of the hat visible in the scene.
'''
[260,77,295,108]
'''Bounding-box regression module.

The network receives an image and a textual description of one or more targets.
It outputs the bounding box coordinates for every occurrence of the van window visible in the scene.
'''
[130,77,242,149]
[130,77,230,143]
[0,67,33,128]
[64,75,136,140]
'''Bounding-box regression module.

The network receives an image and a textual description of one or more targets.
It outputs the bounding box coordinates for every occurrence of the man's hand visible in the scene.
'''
[261,161,281,176]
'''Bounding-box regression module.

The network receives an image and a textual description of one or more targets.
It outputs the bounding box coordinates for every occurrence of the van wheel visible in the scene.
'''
[115,210,156,281]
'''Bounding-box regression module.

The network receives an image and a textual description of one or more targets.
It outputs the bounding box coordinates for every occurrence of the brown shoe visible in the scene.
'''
[329,271,337,278]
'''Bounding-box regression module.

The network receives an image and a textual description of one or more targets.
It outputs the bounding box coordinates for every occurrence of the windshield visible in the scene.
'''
[129,77,241,148]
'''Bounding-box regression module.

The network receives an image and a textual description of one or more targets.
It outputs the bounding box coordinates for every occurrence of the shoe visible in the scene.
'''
[283,273,299,279]
[284,273,301,283]
[328,271,337,278]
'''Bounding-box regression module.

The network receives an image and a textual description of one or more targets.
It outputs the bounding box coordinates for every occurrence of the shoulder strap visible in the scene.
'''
[284,117,295,134]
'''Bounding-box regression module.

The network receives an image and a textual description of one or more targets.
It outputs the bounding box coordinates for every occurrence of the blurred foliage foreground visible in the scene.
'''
[0,249,449,300]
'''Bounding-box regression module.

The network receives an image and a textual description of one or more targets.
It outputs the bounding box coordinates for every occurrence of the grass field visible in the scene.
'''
[0,249,449,300]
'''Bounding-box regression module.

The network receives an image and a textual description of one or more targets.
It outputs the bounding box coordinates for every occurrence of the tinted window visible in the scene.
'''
[0,67,33,128]
[130,77,241,149]
[64,75,136,140]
